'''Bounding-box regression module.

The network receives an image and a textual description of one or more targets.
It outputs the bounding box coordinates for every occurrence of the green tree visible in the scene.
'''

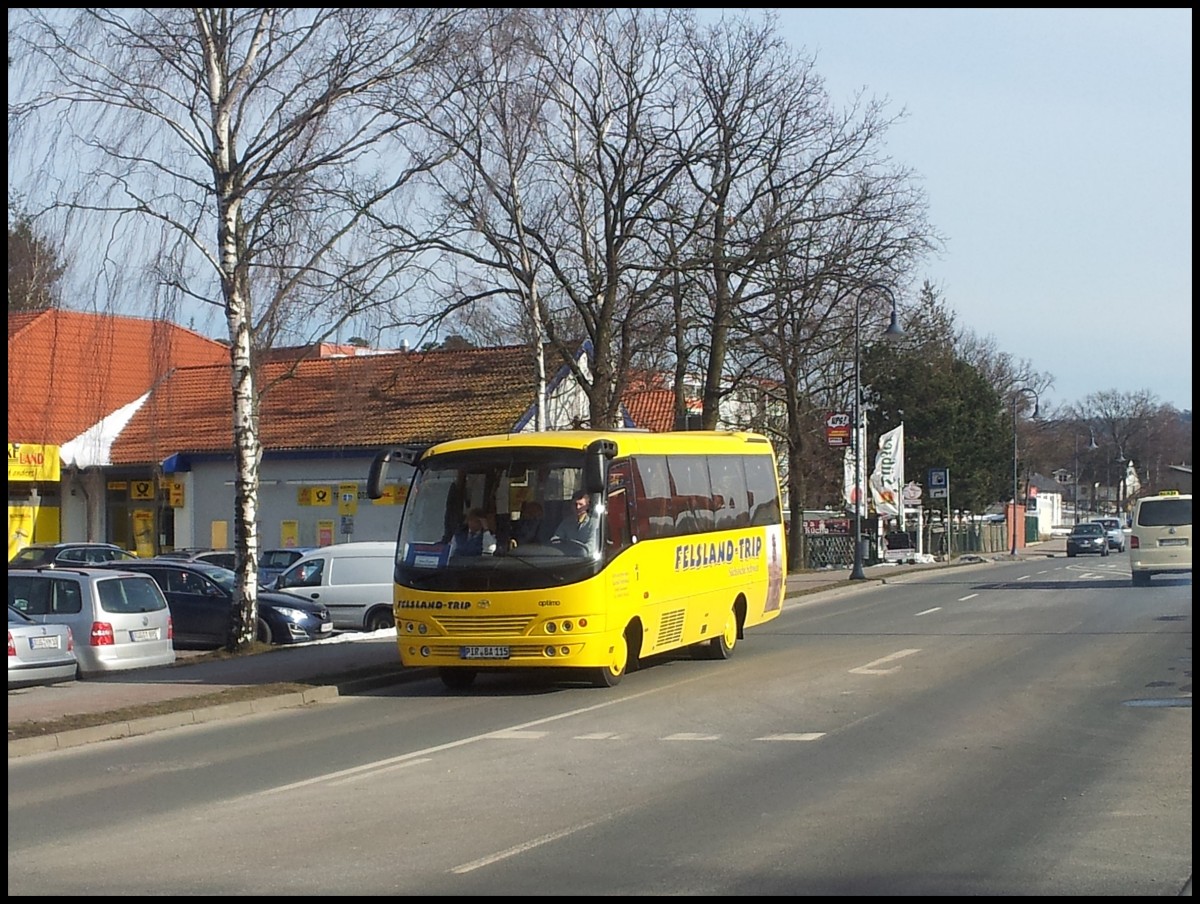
[8,197,65,311]
[863,316,1010,514]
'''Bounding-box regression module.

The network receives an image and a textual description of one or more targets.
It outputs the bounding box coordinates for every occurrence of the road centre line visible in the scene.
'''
[914,607,941,617]
[849,649,921,675]
[958,593,978,601]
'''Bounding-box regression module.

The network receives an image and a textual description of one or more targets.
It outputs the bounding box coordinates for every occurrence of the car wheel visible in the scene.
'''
[256,617,273,644]
[365,608,395,632]
[1067,550,1076,557]
[1101,546,1109,557]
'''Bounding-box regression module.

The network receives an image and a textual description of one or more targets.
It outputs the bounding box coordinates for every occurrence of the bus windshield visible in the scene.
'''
[395,447,603,592]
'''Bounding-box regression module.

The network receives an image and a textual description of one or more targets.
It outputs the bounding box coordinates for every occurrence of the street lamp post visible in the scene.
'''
[850,285,904,580]
[1073,429,1098,524]
[1010,387,1040,556]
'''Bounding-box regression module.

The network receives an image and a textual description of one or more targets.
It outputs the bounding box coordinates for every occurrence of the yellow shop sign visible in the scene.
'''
[7,443,61,482]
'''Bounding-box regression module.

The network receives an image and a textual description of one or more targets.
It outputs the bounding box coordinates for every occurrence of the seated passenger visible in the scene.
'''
[450,508,496,556]
[510,500,545,548]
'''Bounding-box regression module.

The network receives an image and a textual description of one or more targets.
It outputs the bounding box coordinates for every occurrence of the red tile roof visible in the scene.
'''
[111,345,541,464]
[8,309,229,444]
[622,389,677,433]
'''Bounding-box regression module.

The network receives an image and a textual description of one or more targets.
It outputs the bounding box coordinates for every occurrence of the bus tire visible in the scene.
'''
[707,603,738,660]
[590,634,629,687]
[440,667,477,690]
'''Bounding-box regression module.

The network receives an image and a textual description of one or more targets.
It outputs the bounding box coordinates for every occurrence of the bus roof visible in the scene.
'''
[423,429,775,459]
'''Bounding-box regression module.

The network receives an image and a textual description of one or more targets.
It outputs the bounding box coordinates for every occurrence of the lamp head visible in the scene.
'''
[884,307,904,339]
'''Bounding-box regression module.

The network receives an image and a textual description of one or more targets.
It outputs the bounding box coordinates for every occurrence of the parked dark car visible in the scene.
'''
[1066,522,1110,558]
[9,542,138,569]
[157,548,237,569]
[96,559,333,648]
[257,547,317,587]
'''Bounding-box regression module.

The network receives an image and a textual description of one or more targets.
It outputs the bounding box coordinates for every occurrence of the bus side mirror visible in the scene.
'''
[367,446,424,498]
[584,439,617,494]
[366,449,395,499]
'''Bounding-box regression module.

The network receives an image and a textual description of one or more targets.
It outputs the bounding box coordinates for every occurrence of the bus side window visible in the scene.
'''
[632,455,674,540]
[605,487,632,558]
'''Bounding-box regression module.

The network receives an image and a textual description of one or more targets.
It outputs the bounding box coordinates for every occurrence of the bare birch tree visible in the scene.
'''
[10,8,466,648]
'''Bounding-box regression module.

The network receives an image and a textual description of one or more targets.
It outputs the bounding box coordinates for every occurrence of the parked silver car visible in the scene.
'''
[8,605,77,687]
[7,568,175,677]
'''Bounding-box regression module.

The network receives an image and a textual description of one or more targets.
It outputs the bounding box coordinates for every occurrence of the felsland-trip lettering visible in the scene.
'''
[674,536,762,572]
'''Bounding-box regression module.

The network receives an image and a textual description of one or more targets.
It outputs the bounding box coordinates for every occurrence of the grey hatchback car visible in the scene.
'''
[7,568,175,677]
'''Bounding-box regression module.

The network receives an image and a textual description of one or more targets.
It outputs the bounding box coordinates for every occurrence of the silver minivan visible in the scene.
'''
[272,542,396,631]
[7,567,176,677]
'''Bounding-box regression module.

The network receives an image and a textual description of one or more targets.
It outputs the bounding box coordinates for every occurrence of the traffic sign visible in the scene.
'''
[928,467,948,499]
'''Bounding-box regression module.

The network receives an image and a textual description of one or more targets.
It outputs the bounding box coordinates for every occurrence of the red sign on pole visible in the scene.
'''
[825,411,852,448]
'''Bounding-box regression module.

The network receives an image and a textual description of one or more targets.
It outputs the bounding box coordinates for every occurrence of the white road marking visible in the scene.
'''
[451,808,634,874]
[240,684,667,798]
[958,593,978,601]
[662,732,720,741]
[487,730,549,740]
[574,732,621,740]
[849,648,921,675]
[914,607,941,616]
[756,732,825,741]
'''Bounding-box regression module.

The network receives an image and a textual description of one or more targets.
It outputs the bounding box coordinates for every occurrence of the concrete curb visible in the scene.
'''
[8,686,343,758]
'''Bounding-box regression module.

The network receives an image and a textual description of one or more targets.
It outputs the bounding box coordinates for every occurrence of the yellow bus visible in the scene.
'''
[367,430,786,689]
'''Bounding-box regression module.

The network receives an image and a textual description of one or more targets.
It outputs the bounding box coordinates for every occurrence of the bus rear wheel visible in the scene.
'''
[439,667,477,690]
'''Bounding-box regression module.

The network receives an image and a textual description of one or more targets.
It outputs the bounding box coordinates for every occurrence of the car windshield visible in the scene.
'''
[1072,525,1103,536]
[9,547,54,566]
[188,563,237,592]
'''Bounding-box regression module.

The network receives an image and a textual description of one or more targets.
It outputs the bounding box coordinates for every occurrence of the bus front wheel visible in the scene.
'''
[590,635,629,687]
[439,667,477,690]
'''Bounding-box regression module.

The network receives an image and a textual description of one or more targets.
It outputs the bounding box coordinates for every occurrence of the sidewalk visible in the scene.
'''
[8,540,1062,757]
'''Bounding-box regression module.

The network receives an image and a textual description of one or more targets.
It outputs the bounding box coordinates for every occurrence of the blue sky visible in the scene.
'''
[744,8,1192,412]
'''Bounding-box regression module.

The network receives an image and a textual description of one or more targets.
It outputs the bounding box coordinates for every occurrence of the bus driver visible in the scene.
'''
[550,489,599,552]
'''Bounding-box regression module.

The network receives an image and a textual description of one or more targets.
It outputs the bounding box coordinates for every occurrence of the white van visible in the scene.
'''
[272,541,396,631]
[1129,492,1191,586]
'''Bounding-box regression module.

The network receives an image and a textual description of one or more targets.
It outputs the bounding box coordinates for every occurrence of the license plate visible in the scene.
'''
[321,622,333,633]
[131,628,159,642]
[1160,538,1188,547]
[30,636,59,650]
[461,645,510,660]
